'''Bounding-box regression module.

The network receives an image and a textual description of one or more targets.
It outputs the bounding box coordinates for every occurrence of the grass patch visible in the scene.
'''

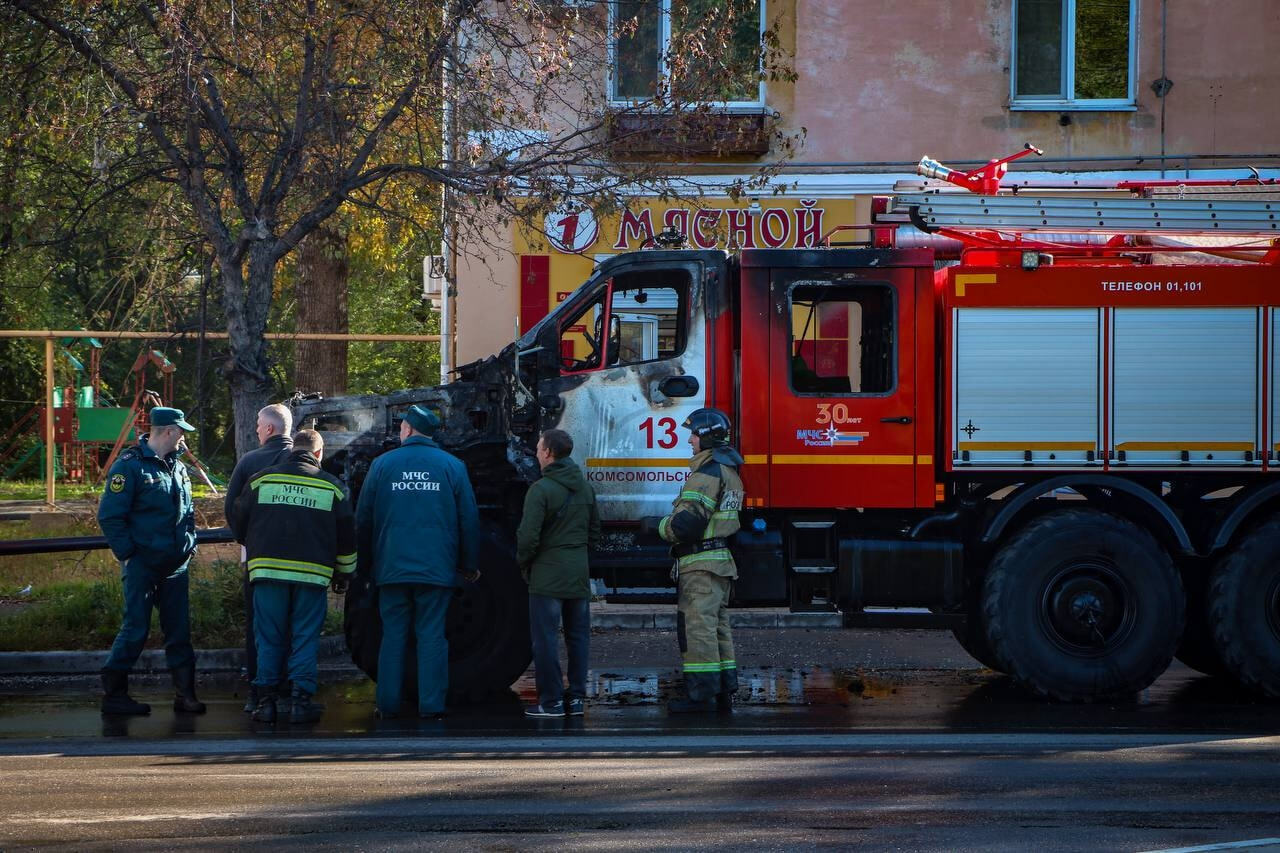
[0,513,344,650]
[0,480,220,502]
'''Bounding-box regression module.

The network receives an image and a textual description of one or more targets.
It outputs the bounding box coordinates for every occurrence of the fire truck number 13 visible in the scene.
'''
[639,417,680,449]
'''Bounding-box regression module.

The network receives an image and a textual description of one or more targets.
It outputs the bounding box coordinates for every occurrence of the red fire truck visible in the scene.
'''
[298,147,1280,703]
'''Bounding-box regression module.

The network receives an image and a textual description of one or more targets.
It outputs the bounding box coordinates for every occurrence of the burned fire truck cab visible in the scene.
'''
[295,152,1280,703]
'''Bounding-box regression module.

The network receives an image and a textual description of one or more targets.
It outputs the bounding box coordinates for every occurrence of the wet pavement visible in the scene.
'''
[0,627,1276,742]
[2,629,1279,851]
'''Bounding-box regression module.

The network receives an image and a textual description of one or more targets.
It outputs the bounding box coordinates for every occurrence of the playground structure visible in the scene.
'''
[0,330,442,505]
[0,340,190,486]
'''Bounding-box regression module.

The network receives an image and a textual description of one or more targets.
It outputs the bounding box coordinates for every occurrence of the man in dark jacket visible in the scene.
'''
[356,405,480,718]
[518,429,600,718]
[231,429,356,724]
[97,406,203,716]
[225,403,294,711]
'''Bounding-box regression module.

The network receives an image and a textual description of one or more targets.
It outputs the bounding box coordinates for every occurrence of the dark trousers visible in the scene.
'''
[377,583,453,715]
[252,580,328,695]
[242,567,256,680]
[528,594,590,707]
[104,559,194,672]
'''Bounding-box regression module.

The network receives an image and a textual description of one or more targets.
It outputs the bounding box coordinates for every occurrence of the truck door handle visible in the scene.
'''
[881,416,912,424]
[658,376,700,397]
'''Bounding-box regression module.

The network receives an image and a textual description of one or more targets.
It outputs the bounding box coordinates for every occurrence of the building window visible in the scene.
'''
[610,0,765,109]
[789,283,896,396]
[1011,0,1136,110]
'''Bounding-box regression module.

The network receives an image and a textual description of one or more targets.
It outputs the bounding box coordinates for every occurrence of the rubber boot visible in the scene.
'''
[171,663,207,714]
[242,684,258,714]
[716,691,734,713]
[251,688,278,723]
[288,686,323,724]
[666,693,717,714]
[100,670,151,716]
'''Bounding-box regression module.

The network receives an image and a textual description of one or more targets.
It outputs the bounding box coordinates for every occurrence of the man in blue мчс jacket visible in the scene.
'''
[96,406,204,716]
[356,405,480,718]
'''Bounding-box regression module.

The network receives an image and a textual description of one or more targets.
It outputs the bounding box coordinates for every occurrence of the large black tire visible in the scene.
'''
[344,520,531,702]
[982,509,1184,702]
[1174,568,1231,678]
[1207,517,1280,698]
[951,572,1004,672]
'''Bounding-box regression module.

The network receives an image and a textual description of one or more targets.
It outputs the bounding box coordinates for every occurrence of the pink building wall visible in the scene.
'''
[789,1,1280,167]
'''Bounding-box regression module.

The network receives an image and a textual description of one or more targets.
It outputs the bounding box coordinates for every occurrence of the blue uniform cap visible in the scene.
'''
[150,406,195,431]
[403,405,441,436]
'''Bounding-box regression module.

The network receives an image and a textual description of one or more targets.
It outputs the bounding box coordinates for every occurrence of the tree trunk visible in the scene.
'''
[222,244,276,459]
[294,223,349,397]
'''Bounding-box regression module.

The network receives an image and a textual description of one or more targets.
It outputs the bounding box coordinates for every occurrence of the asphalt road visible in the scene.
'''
[1,628,1278,851]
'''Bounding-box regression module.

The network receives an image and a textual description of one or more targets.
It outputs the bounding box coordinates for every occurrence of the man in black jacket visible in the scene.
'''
[225,403,294,710]
[231,429,356,724]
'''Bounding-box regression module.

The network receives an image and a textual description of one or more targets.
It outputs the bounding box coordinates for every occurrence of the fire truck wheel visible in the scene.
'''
[343,520,532,703]
[951,587,1004,672]
[982,509,1184,702]
[1173,571,1231,678]
[1207,518,1280,698]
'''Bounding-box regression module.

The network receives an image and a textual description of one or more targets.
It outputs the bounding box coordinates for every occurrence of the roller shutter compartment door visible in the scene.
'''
[1112,308,1259,466]
[954,308,1100,467]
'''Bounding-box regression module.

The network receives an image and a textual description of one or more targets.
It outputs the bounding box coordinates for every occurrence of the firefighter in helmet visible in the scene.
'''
[655,407,745,713]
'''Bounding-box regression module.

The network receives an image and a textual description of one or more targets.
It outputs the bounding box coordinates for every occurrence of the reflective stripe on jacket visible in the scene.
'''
[658,447,745,578]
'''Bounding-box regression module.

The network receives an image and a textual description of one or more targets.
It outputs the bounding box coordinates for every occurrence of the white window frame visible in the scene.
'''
[1010,0,1138,111]
[608,0,767,112]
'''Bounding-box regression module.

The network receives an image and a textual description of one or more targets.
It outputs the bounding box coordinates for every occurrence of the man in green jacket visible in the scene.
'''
[517,428,600,718]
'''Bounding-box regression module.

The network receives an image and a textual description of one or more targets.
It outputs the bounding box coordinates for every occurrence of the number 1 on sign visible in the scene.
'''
[639,417,679,449]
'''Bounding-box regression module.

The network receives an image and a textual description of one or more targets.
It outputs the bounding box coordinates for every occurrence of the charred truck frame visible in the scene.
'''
[297,146,1280,703]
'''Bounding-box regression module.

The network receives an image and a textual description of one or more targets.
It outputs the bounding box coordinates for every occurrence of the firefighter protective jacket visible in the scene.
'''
[658,446,745,578]
[231,449,357,587]
[97,435,196,572]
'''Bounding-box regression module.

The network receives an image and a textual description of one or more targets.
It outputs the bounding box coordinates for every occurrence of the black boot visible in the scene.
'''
[288,686,323,724]
[242,684,258,714]
[101,670,150,716]
[251,688,278,723]
[716,691,734,713]
[667,695,717,714]
[171,663,207,714]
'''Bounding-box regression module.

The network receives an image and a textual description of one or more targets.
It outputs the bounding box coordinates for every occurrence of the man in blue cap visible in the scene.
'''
[356,404,480,718]
[97,406,204,716]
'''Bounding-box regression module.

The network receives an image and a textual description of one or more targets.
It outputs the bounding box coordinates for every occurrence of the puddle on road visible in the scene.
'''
[0,665,1275,739]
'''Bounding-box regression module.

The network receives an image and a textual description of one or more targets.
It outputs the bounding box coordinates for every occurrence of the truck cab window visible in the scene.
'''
[559,269,690,373]
[559,291,607,372]
[790,282,895,395]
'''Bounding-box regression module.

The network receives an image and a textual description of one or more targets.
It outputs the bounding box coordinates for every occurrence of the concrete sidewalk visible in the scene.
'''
[0,606,840,675]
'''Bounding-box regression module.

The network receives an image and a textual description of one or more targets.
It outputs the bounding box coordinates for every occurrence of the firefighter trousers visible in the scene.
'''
[676,570,737,701]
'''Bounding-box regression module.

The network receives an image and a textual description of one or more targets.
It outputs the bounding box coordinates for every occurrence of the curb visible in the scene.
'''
[0,635,348,676]
[0,611,842,675]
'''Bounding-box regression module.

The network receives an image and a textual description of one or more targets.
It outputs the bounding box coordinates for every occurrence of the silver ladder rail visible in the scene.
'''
[888,192,1280,236]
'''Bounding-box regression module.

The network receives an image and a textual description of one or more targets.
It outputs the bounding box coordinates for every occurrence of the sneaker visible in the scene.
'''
[524,702,565,718]
[566,698,585,716]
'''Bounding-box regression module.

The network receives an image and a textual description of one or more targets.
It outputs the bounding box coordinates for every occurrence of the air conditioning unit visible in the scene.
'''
[423,254,445,307]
